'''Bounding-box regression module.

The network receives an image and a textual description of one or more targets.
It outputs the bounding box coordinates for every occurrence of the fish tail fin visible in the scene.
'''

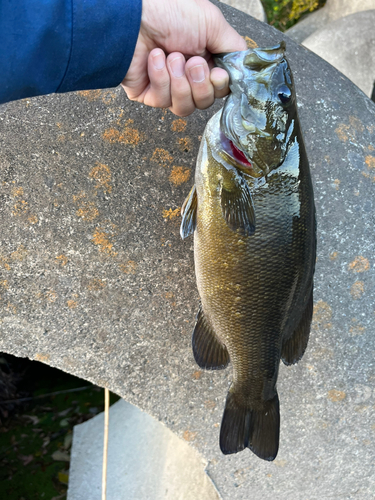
[220,390,279,461]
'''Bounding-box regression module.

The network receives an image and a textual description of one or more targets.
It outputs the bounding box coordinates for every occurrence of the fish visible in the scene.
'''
[180,42,316,461]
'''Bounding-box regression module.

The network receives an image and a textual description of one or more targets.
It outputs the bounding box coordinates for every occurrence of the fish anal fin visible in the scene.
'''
[180,185,197,239]
[220,174,256,236]
[192,305,229,370]
[282,288,313,366]
[220,390,279,461]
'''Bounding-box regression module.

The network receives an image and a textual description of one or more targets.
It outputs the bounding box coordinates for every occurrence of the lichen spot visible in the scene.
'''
[177,137,192,152]
[92,228,118,256]
[365,155,375,170]
[56,255,68,266]
[169,166,191,185]
[150,148,173,166]
[77,89,102,101]
[76,201,99,221]
[162,207,181,220]
[335,123,350,142]
[67,300,78,309]
[35,353,51,363]
[171,119,187,132]
[87,278,107,291]
[243,36,258,48]
[348,256,370,273]
[328,389,346,402]
[119,261,137,274]
[312,300,332,330]
[11,245,27,261]
[349,318,366,336]
[368,145,375,152]
[183,430,197,442]
[333,179,340,190]
[350,281,365,299]
[89,163,112,193]
[28,215,39,225]
[12,187,24,197]
[103,119,144,145]
[192,370,202,380]
[329,251,338,261]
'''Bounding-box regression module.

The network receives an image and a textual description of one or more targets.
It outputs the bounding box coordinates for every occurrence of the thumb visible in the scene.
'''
[205,2,248,54]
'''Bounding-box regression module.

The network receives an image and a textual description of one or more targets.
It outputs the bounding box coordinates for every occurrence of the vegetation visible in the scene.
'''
[261,0,327,31]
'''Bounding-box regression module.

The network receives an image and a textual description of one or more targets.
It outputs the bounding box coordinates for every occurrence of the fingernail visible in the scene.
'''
[170,57,185,78]
[189,65,205,83]
[152,52,165,70]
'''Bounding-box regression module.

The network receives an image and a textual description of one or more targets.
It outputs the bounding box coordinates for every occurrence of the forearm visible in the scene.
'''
[0,0,142,104]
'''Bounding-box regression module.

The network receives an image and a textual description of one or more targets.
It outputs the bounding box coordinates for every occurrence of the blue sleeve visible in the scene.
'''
[0,0,142,104]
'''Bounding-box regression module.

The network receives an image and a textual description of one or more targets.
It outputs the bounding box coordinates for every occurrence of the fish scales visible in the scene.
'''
[181,42,316,461]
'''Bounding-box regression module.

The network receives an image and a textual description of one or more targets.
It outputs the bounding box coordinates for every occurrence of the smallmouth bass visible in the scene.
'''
[181,42,316,461]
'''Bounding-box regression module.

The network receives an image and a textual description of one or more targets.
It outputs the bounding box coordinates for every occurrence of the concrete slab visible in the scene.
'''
[67,399,220,500]
[302,10,375,97]
[220,0,266,22]
[0,1,375,498]
[286,0,375,44]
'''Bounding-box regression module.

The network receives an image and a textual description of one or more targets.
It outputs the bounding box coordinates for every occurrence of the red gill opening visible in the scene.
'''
[229,140,252,166]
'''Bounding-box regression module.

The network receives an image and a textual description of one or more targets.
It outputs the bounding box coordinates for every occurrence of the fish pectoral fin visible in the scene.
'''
[281,287,313,366]
[220,174,256,236]
[192,304,230,370]
[180,184,197,239]
[220,389,279,461]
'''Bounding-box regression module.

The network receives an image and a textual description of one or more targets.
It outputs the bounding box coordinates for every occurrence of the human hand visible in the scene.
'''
[121,0,247,116]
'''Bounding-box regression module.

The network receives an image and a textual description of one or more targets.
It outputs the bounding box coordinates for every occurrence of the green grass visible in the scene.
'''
[261,0,327,31]
[0,355,120,499]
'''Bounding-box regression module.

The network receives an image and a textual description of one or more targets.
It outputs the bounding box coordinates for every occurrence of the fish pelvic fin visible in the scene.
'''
[180,184,197,239]
[220,390,280,461]
[281,287,313,366]
[192,304,230,370]
[220,173,256,237]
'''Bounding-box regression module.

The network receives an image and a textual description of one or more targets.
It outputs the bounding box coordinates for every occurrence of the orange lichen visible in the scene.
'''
[35,353,51,363]
[333,179,340,190]
[328,389,346,402]
[67,300,78,309]
[243,36,258,48]
[87,278,107,291]
[348,256,370,273]
[89,163,112,193]
[335,117,364,142]
[150,148,173,166]
[76,201,99,221]
[0,280,8,289]
[177,137,192,152]
[77,89,102,101]
[12,187,24,197]
[335,123,350,142]
[103,119,144,145]
[0,255,11,271]
[162,207,181,220]
[204,400,216,410]
[192,370,202,380]
[12,200,28,216]
[183,430,197,442]
[171,119,187,132]
[28,215,38,225]
[73,191,86,203]
[349,318,366,336]
[169,166,191,185]
[92,228,118,256]
[7,302,17,314]
[329,251,338,261]
[56,255,68,266]
[350,281,365,299]
[368,145,375,152]
[11,245,27,261]
[312,300,332,330]
[119,260,137,274]
[365,155,375,170]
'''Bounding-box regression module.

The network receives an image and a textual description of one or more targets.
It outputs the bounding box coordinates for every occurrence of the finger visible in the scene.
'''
[143,49,172,108]
[210,67,230,99]
[167,52,195,117]
[205,2,248,54]
[185,57,214,110]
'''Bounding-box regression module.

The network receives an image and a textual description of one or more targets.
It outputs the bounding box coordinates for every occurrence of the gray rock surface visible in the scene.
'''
[67,399,220,500]
[302,10,375,98]
[286,0,375,44]
[0,2,375,499]
[220,0,266,22]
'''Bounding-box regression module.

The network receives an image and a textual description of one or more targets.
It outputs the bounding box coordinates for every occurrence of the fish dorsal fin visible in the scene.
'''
[180,185,197,239]
[221,174,256,236]
[281,287,313,366]
[192,304,230,370]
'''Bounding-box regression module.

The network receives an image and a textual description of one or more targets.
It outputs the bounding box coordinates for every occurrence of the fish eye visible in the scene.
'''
[277,85,292,105]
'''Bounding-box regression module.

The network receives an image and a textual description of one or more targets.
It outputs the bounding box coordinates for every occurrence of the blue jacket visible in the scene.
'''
[0,0,142,104]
